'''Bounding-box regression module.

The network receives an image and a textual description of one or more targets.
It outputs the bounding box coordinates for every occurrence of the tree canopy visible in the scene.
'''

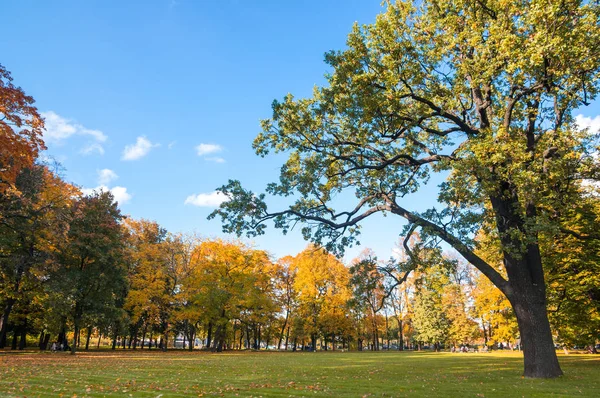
[0,64,45,193]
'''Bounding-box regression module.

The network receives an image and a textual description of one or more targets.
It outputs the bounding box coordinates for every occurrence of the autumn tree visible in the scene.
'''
[169,234,201,351]
[273,256,298,350]
[51,190,127,354]
[0,64,46,193]
[543,196,600,352]
[0,63,53,346]
[123,219,173,350]
[349,250,388,350]
[184,240,274,352]
[211,0,600,377]
[472,272,518,349]
[292,246,351,351]
[442,262,480,349]
[0,164,75,348]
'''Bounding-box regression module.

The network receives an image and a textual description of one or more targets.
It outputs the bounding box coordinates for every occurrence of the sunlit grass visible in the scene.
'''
[1,350,598,397]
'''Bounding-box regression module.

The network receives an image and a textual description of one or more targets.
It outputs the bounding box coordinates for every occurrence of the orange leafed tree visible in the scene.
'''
[0,64,46,192]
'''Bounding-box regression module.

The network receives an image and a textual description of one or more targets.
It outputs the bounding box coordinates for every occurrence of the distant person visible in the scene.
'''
[51,342,57,352]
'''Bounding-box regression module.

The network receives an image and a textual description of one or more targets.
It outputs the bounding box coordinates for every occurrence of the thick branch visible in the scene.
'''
[387,201,511,296]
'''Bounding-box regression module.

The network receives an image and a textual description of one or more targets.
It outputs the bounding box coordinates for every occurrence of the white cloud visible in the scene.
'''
[168,141,177,149]
[42,111,107,155]
[97,169,118,185]
[575,114,600,134]
[196,143,222,156]
[205,156,226,163]
[109,186,132,205]
[80,142,105,156]
[122,136,159,161]
[184,191,229,207]
[42,111,77,141]
[79,128,107,142]
[81,185,132,205]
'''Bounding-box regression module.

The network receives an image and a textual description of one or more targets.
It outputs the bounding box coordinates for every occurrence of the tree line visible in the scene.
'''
[1,57,599,357]
[1,164,598,355]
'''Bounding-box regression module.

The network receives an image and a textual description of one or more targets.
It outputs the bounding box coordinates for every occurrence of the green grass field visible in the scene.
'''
[1,350,598,397]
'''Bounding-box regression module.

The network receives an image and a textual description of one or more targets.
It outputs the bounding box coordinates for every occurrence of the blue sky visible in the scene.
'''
[3,1,599,263]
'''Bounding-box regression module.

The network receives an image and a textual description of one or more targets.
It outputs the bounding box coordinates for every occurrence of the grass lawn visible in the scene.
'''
[1,350,598,397]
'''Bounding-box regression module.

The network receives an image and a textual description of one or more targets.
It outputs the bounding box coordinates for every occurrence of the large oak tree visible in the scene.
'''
[211,0,600,377]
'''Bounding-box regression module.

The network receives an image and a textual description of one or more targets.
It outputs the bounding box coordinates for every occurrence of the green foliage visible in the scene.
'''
[0,163,75,346]
[49,190,127,353]
[411,267,450,345]
[544,197,600,347]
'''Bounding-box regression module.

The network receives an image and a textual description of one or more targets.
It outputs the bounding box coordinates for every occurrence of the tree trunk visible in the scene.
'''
[18,326,26,350]
[253,325,259,350]
[398,318,403,351]
[244,325,250,349]
[187,325,195,351]
[71,321,79,355]
[482,323,488,345]
[213,324,225,352]
[385,314,389,350]
[488,193,563,378]
[141,324,148,350]
[163,331,169,351]
[257,325,262,350]
[57,326,66,347]
[97,333,102,349]
[285,326,290,350]
[332,334,336,351]
[510,292,563,378]
[188,331,194,351]
[206,322,213,349]
[0,298,16,349]
[41,333,50,350]
[11,326,19,350]
[371,314,379,351]
[0,328,6,348]
[278,312,289,350]
[85,326,92,350]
